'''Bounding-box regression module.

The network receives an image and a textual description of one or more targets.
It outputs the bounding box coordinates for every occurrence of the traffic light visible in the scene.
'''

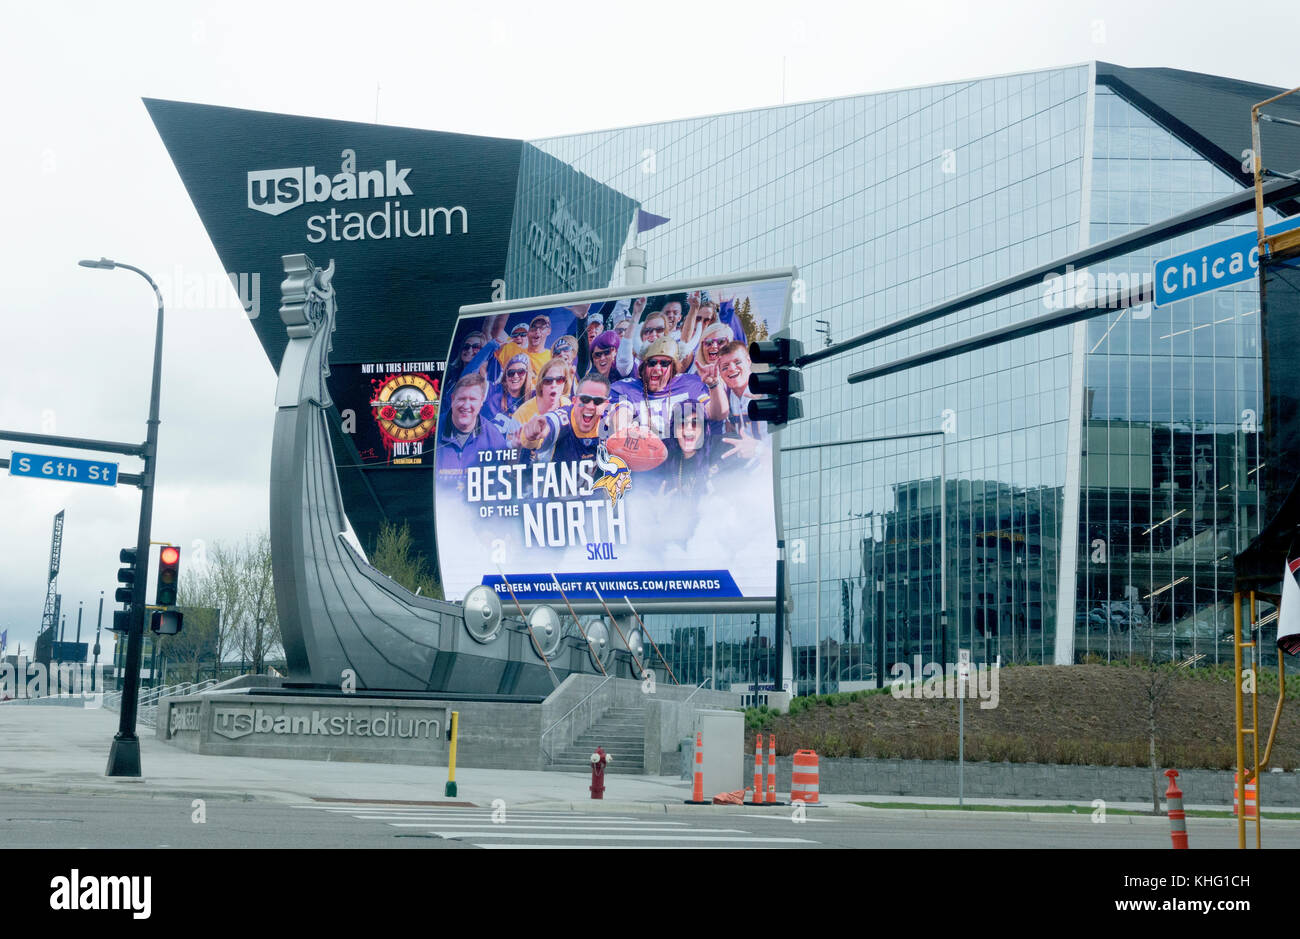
[115,547,138,605]
[155,545,180,607]
[747,334,804,425]
[150,610,183,635]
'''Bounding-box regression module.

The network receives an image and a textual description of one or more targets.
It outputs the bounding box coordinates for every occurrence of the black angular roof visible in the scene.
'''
[1098,63,1300,213]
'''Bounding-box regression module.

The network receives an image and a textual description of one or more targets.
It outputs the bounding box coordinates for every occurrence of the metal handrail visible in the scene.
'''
[682,676,713,705]
[540,676,613,763]
[103,678,218,720]
[139,679,218,727]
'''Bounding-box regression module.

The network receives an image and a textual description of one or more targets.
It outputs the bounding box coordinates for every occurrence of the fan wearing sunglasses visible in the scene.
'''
[680,289,747,357]
[522,373,612,466]
[690,321,734,385]
[585,330,626,383]
[551,334,579,395]
[483,352,534,436]
[613,305,663,379]
[570,299,623,376]
[646,399,719,505]
[440,329,498,423]
[488,311,554,378]
[514,357,572,449]
[608,337,728,440]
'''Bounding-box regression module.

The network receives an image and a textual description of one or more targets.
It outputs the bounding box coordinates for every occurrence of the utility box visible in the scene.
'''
[697,709,743,796]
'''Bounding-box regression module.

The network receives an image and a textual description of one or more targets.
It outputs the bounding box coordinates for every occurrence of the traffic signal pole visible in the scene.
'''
[105,260,165,778]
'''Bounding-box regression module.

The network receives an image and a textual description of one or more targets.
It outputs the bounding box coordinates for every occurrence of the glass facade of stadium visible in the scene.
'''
[514,63,1281,692]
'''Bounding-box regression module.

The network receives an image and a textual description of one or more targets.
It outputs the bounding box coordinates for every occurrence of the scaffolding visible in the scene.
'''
[1231,84,1300,849]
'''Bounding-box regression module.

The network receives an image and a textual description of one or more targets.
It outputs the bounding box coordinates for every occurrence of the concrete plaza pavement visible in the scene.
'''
[3,702,1297,836]
[0,703,698,808]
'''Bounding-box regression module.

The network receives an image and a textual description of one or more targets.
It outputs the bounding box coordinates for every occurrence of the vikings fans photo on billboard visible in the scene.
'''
[434,271,794,608]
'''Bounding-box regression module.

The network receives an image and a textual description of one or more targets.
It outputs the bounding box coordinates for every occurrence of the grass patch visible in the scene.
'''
[852,801,1300,820]
[747,663,1300,770]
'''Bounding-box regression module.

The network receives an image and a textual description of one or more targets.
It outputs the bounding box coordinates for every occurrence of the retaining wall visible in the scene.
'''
[722,754,1300,806]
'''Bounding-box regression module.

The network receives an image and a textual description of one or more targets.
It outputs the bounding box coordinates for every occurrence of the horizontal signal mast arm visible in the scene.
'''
[796,174,1300,370]
[0,429,146,457]
[847,281,1151,384]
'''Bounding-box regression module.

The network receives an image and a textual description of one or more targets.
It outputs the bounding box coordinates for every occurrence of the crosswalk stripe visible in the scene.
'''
[309,806,624,811]
[412,832,815,843]
[477,844,731,850]
[371,816,676,821]
[723,813,832,823]
[298,806,691,821]
[289,802,818,847]
[391,825,742,833]
[301,807,598,816]
[345,811,650,821]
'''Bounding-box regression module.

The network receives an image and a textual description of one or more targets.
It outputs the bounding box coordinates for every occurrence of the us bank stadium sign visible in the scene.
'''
[208,705,442,740]
[163,697,449,754]
[526,196,602,288]
[247,148,468,244]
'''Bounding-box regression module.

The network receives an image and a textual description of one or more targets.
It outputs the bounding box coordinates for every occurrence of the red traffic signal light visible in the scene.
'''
[156,545,180,607]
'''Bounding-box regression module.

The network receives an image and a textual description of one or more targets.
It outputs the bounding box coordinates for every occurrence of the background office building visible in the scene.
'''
[523,63,1299,691]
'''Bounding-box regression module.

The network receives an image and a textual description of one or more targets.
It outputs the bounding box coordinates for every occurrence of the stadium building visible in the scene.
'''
[151,62,1300,695]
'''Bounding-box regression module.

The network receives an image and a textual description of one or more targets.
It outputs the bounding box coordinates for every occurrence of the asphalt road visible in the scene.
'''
[3,791,1297,849]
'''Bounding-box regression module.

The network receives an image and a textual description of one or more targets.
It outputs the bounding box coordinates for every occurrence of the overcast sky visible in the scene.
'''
[1,0,1296,657]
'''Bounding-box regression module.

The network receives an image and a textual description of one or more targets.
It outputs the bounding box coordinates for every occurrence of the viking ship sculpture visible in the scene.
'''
[269,254,629,694]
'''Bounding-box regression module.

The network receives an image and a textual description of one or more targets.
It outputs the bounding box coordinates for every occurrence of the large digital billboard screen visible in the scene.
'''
[433,271,794,612]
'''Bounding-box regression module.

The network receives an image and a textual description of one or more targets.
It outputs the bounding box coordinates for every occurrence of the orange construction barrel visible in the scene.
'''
[791,749,820,804]
[1232,772,1258,818]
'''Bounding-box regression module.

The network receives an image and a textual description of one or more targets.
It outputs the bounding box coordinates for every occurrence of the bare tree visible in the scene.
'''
[166,597,219,684]
[1143,658,1180,814]
[236,533,279,674]
[207,541,250,679]
[169,532,283,679]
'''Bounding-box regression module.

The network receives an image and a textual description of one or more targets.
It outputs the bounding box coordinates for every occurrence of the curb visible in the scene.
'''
[0,780,300,804]
[516,799,872,818]
[9,779,1300,824]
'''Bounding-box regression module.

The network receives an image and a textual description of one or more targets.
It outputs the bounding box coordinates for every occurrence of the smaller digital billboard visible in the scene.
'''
[327,360,444,466]
[434,270,795,612]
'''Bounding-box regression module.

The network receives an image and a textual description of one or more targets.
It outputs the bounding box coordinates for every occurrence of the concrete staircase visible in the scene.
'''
[546,705,646,774]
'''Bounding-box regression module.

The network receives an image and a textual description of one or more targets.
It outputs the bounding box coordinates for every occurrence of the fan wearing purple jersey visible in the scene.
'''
[437,372,509,484]
[608,337,727,441]
[483,352,534,442]
[521,373,611,466]
[646,398,719,500]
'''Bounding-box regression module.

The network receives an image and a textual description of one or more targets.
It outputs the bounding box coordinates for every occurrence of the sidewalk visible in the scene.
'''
[0,703,1284,821]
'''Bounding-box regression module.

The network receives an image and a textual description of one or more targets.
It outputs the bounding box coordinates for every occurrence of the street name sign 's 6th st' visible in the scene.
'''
[8,451,118,487]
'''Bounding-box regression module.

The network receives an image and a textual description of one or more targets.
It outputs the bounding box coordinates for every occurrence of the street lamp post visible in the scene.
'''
[80,258,166,778]
[92,591,103,693]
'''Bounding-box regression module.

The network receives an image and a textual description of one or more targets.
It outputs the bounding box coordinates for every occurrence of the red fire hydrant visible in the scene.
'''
[590,746,612,799]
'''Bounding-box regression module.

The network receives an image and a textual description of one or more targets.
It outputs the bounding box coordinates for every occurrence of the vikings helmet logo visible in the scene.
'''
[592,442,631,506]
